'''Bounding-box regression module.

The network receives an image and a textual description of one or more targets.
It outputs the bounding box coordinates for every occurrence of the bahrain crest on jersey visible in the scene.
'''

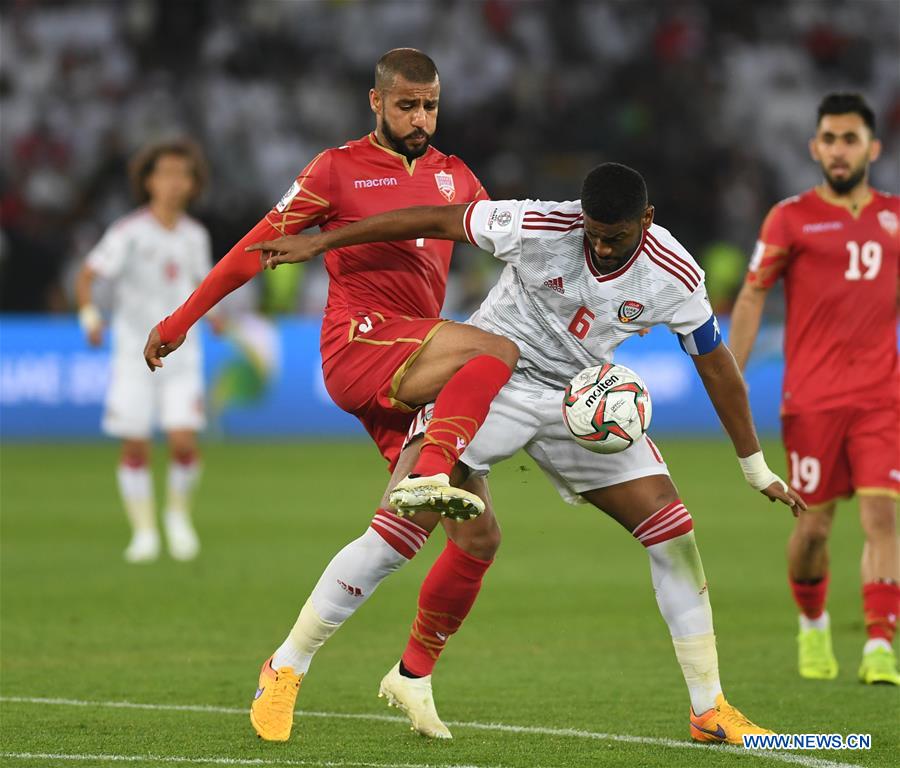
[877,209,898,236]
[618,300,645,323]
[434,171,456,202]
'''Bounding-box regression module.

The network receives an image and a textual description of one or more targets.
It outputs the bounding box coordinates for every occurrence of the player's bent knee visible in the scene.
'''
[484,335,519,369]
[446,516,501,561]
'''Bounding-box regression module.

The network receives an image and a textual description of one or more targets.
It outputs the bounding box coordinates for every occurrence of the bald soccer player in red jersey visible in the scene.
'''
[144,49,517,741]
[731,92,900,686]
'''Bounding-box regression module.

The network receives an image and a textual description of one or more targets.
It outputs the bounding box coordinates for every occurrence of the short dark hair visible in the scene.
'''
[581,163,648,223]
[375,48,439,91]
[128,138,208,204]
[817,92,875,133]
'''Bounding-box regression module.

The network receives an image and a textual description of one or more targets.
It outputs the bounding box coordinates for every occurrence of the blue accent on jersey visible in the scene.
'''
[678,314,722,356]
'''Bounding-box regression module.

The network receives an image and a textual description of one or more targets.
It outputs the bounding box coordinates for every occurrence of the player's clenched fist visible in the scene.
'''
[246,233,326,270]
[143,325,186,371]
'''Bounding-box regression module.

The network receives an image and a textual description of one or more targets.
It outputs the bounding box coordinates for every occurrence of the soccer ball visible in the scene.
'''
[562,362,652,454]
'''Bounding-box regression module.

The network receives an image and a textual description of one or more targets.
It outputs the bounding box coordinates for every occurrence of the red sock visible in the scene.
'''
[413,355,512,478]
[401,539,492,676]
[863,580,900,643]
[789,573,829,619]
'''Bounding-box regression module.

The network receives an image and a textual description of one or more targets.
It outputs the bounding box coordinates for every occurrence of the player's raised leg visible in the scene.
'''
[583,474,772,745]
[117,439,159,563]
[250,445,444,741]
[389,323,517,519]
[164,430,202,561]
[858,493,900,685]
[787,502,839,680]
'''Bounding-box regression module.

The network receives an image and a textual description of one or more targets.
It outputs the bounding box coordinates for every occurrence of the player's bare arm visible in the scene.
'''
[75,263,104,347]
[728,281,769,371]
[728,243,786,370]
[691,342,806,512]
[247,204,470,269]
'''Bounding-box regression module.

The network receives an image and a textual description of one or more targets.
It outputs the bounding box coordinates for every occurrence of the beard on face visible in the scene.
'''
[382,116,432,161]
[588,233,642,274]
[824,163,867,195]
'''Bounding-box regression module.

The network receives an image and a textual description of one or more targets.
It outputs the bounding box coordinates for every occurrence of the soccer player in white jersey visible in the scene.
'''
[76,140,216,563]
[245,163,806,744]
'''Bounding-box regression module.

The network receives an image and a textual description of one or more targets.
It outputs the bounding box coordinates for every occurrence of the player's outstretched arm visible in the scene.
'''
[143,217,285,371]
[692,342,806,513]
[247,205,470,270]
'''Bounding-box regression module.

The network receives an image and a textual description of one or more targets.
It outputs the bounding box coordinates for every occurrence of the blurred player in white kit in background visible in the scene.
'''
[76,139,220,563]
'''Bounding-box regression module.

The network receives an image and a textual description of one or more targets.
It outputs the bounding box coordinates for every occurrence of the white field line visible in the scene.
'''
[0,695,865,768]
[0,754,493,768]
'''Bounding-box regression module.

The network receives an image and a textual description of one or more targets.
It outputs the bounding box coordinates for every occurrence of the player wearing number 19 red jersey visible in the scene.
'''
[731,93,900,686]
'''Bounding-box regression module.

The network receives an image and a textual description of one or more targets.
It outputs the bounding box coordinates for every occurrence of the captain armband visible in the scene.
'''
[678,314,722,356]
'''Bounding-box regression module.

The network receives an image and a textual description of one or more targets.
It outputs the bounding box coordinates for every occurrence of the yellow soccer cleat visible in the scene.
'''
[389,473,484,521]
[690,694,773,745]
[378,662,452,739]
[249,656,303,741]
[858,645,900,686]
[798,625,839,680]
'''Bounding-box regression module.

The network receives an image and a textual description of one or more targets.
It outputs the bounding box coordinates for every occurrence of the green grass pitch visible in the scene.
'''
[1,438,897,768]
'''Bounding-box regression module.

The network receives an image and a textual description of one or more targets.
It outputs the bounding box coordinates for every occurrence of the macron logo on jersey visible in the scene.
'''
[543,276,565,294]
[801,221,843,234]
[353,177,398,189]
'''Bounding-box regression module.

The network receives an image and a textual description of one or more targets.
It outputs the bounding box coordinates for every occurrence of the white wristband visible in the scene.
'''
[79,304,102,334]
[738,451,788,492]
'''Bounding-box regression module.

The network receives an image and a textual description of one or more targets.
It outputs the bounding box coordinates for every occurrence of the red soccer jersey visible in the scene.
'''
[268,134,487,323]
[158,133,486,345]
[747,188,899,414]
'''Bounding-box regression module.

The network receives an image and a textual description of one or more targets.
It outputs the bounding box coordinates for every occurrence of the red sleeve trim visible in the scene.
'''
[463,201,477,245]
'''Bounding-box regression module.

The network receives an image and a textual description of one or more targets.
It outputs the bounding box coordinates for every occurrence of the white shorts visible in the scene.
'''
[405,377,669,504]
[103,355,206,439]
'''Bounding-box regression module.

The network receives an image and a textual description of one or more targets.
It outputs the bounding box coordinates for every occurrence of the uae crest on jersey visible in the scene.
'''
[877,209,898,236]
[618,300,644,323]
[434,171,456,202]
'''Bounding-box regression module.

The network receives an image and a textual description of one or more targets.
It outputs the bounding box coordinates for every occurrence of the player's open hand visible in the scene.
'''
[246,234,325,270]
[143,326,186,372]
[761,480,807,516]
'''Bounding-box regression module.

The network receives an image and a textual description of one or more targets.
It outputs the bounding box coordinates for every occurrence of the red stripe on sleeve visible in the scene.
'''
[463,201,477,245]
[645,232,701,283]
[645,251,696,292]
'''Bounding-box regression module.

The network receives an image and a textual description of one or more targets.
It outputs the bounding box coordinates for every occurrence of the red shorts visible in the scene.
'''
[321,313,448,470]
[781,402,900,506]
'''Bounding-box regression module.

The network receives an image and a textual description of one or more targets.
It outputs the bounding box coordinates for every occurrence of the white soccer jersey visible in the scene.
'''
[464,199,716,388]
[87,207,212,369]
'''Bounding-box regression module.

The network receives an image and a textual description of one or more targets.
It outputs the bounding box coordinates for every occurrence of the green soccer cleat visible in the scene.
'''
[797,623,839,680]
[858,646,900,686]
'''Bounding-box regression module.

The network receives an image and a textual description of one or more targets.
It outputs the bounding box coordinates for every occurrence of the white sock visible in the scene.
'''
[863,638,892,654]
[117,464,156,533]
[673,633,720,714]
[799,611,830,632]
[645,530,721,713]
[272,514,427,673]
[166,459,200,519]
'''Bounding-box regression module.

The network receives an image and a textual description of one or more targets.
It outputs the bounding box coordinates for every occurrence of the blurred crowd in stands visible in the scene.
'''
[1,0,898,318]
